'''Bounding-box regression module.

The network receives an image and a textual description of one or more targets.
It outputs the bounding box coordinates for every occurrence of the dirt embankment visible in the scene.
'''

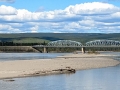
[0,46,39,52]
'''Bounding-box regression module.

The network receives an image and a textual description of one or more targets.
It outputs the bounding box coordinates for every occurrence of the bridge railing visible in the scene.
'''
[85,40,120,47]
[47,40,83,47]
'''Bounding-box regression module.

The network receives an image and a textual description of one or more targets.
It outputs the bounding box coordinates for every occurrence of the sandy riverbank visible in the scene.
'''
[0,53,119,79]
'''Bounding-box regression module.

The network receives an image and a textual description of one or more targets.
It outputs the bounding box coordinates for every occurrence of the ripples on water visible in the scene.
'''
[0,53,67,61]
[0,52,120,90]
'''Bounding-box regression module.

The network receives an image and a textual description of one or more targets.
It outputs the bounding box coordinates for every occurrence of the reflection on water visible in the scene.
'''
[0,65,120,90]
[0,52,120,90]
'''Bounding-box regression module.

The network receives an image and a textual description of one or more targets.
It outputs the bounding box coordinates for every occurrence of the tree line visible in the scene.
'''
[0,41,47,46]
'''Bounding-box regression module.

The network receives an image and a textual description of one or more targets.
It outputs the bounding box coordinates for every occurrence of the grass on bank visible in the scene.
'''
[13,38,50,43]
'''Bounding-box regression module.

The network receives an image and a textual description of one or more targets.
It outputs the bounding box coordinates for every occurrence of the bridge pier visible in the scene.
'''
[43,47,47,53]
[81,47,85,53]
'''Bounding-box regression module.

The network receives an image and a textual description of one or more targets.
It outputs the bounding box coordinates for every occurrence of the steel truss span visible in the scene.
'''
[86,40,120,46]
[47,40,83,47]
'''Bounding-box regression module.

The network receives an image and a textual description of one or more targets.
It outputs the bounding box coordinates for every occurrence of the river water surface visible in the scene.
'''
[0,53,67,61]
[0,52,120,90]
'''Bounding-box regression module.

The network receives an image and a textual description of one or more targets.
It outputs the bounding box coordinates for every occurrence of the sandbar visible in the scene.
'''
[0,53,119,79]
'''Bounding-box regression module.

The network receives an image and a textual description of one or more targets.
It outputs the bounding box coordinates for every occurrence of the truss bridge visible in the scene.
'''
[33,40,120,53]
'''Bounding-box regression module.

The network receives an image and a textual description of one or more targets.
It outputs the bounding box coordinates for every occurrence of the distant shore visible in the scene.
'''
[0,46,40,53]
[0,53,119,79]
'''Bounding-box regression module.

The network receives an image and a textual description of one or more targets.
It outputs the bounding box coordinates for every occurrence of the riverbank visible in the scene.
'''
[0,53,119,79]
[0,46,39,53]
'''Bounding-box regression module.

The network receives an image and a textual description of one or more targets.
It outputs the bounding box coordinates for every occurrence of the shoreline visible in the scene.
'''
[0,53,119,80]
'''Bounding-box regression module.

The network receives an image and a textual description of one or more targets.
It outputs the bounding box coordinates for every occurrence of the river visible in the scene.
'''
[0,53,67,61]
[0,52,120,90]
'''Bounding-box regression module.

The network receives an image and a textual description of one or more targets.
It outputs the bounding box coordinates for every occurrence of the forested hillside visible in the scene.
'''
[0,33,120,46]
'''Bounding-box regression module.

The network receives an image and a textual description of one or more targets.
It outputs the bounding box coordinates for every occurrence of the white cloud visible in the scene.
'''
[0,0,15,3]
[30,25,39,33]
[107,0,120,1]
[0,5,17,15]
[0,24,21,33]
[0,2,120,33]
[36,6,45,12]
[111,12,120,17]
[64,2,119,15]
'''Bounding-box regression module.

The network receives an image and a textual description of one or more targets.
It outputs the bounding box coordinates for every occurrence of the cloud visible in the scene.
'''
[64,2,119,15]
[0,5,17,15]
[0,0,15,3]
[36,6,45,12]
[107,0,120,1]
[0,2,120,33]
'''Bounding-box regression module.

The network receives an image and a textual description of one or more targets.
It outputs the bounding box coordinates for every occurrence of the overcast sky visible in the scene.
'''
[0,0,120,33]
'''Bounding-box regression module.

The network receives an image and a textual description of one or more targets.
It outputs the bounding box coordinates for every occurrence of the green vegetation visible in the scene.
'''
[13,38,49,43]
[0,33,120,44]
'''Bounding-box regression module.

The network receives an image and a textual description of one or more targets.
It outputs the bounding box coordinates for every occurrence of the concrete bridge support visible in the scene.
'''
[81,47,85,53]
[43,47,47,53]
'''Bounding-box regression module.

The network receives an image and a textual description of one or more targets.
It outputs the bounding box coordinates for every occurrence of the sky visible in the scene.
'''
[0,0,120,33]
